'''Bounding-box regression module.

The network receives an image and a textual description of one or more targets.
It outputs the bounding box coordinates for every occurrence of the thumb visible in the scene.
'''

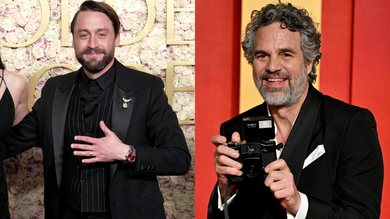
[231,132,241,143]
[99,121,112,136]
[211,135,227,146]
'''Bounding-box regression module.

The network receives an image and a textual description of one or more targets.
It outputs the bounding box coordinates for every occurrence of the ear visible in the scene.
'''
[306,60,314,74]
[115,34,120,47]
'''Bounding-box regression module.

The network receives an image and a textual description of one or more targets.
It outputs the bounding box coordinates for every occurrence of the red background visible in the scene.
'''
[195,0,390,218]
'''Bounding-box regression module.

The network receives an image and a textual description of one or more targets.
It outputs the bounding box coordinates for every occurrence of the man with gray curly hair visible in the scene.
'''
[208,2,383,219]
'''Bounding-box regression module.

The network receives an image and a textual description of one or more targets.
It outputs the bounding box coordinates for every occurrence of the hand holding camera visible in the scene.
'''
[227,116,278,184]
[213,116,301,213]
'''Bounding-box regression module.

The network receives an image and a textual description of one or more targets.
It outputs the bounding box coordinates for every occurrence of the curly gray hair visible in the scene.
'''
[242,3,321,83]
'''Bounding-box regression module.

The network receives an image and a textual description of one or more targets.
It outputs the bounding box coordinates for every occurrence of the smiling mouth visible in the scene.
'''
[262,77,288,88]
[85,51,101,55]
[84,52,103,59]
[266,78,286,82]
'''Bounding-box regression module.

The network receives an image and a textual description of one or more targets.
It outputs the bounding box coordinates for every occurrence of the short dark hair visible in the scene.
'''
[242,3,321,83]
[70,0,121,36]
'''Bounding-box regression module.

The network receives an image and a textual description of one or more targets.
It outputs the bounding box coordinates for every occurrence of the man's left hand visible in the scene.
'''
[264,159,301,215]
[71,121,129,163]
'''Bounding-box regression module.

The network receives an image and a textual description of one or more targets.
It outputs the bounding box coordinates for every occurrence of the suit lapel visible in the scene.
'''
[110,62,137,179]
[52,73,78,188]
[280,85,322,184]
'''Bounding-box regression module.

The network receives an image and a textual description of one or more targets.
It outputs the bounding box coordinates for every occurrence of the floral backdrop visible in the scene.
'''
[0,0,195,218]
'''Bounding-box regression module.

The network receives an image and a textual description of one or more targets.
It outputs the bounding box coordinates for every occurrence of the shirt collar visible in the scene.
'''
[80,61,116,90]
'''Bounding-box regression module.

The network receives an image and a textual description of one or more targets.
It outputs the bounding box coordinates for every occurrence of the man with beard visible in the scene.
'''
[208,3,383,219]
[4,1,191,219]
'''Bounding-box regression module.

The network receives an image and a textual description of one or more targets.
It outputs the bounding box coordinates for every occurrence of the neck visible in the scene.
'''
[268,86,309,143]
[83,59,115,80]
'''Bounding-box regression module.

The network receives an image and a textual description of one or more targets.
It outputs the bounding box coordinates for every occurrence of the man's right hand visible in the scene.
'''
[212,132,243,199]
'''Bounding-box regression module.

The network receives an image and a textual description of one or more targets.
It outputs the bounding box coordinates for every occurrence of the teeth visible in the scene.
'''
[267,78,284,82]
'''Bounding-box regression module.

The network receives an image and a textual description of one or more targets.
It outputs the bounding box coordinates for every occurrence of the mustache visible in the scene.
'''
[82,47,105,54]
[261,71,290,80]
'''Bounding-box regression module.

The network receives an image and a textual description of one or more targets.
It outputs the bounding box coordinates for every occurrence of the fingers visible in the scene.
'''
[212,133,243,192]
[264,159,290,186]
[211,135,227,146]
[216,145,240,159]
[99,121,112,136]
[99,120,122,142]
[72,150,92,157]
[263,159,300,212]
[80,157,99,164]
[215,163,243,177]
[265,169,294,191]
[71,143,94,152]
[231,132,241,143]
[264,159,289,174]
[211,132,242,147]
[74,135,97,144]
[71,144,96,160]
[215,154,242,174]
[214,145,242,176]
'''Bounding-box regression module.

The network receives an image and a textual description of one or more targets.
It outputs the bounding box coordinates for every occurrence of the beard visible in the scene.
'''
[254,70,308,107]
[75,47,115,73]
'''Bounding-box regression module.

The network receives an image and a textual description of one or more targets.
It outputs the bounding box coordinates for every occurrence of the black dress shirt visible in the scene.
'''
[62,65,115,213]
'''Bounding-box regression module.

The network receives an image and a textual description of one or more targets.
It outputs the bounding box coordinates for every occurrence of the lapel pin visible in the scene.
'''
[122,97,132,109]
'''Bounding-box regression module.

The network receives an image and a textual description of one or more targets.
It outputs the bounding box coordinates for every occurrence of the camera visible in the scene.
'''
[227,116,277,184]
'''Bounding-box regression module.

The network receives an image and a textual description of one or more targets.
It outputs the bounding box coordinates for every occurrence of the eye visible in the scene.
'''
[77,31,89,39]
[97,31,108,38]
[255,53,268,60]
[79,34,88,39]
[281,52,293,59]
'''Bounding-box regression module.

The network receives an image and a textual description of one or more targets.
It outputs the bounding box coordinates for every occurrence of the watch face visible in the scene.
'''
[127,150,136,162]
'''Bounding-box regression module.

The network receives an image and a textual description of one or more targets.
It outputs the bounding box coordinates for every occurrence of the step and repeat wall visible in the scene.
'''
[0,0,194,218]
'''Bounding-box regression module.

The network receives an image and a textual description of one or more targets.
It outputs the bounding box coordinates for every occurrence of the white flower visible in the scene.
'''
[0,27,6,38]
[51,7,61,20]
[15,27,27,39]
[13,57,26,70]
[18,205,37,217]
[0,3,6,16]
[2,18,15,31]
[5,31,18,44]
[16,14,27,27]
[44,29,59,42]
[24,20,38,34]
[23,177,34,190]
[32,44,45,59]
[46,46,58,58]
[174,0,195,8]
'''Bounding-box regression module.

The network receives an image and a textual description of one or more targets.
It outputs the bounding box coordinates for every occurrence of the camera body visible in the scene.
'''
[227,116,277,184]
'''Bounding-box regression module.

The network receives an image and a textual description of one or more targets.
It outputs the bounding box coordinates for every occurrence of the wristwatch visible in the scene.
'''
[125,145,137,163]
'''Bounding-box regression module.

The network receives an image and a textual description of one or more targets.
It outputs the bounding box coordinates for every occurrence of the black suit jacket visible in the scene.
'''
[208,85,383,219]
[6,60,191,219]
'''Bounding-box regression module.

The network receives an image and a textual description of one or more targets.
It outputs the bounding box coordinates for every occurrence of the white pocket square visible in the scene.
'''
[303,144,325,169]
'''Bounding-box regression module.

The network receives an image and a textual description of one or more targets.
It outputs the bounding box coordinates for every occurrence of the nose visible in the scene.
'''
[88,35,97,48]
[265,56,282,73]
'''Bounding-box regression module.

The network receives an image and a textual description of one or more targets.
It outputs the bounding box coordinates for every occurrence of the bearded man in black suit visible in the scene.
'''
[5,1,190,218]
[208,3,383,219]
